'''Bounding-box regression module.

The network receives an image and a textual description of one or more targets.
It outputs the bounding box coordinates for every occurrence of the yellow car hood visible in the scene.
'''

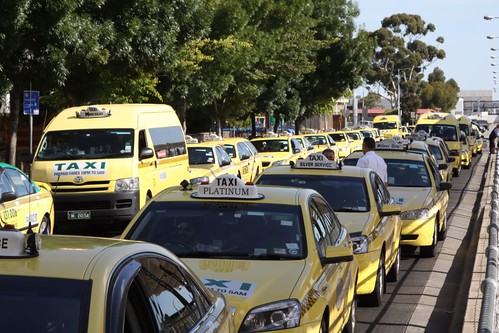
[184,258,307,327]
[335,212,373,235]
[388,187,432,211]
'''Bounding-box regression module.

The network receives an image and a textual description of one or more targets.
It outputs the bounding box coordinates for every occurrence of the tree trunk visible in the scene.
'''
[7,85,20,165]
[179,98,187,134]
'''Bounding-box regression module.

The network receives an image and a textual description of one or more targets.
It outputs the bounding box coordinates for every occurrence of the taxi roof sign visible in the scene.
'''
[376,139,405,150]
[76,106,112,118]
[294,153,340,170]
[193,174,263,199]
[0,228,41,258]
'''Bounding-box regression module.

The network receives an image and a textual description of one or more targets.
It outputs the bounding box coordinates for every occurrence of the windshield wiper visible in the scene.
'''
[248,253,299,260]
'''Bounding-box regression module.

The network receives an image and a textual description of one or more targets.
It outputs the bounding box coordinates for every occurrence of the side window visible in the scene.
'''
[138,130,147,152]
[130,256,211,332]
[216,146,231,166]
[427,158,443,184]
[0,172,14,194]
[149,126,187,159]
[5,169,34,197]
[237,142,252,158]
[310,196,341,255]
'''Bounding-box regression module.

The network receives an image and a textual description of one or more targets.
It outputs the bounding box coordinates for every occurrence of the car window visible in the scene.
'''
[427,144,443,160]
[223,144,236,158]
[386,159,430,187]
[310,196,342,256]
[256,174,370,212]
[129,256,211,332]
[188,147,214,164]
[245,141,259,156]
[215,146,231,166]
[5,168,35,197]
[237,142,252,159]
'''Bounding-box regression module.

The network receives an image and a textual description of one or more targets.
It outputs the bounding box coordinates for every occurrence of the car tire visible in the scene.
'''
[438,213,447,241]
[342,295,356,333]
[319,315,328,333]
[359,254,385,307]
[386,247,400,282]
[420,222,438,258]
[38,216,51,235]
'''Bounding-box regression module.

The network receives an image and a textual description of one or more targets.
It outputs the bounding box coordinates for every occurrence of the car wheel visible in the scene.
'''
[386,247,400,282]
[342,295,356,333]
[38,216,51,235]
[359,254,385,307]
[319,315,328,333]
[420,222,438,258]
[438,213,447,241]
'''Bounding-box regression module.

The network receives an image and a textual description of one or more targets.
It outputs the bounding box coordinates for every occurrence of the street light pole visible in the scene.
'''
[397,69,401,119]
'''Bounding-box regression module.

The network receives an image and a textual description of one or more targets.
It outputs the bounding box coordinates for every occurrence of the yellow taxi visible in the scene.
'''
[343,139,452,257]
[459,130,472,169]
[358,128,381,142]
[222,137,263,183]
[0,225,235,332]
[122,174,358,332]
[0,162,54,234]
[472,124,484,154]
[302,133,340,162]
[256,153,402,307]
[424,137,455,182]
[187,141,240,184]
[342,130,364,152]
[250,136,306,170]
[327,131,355,161]
[292,135,316,159]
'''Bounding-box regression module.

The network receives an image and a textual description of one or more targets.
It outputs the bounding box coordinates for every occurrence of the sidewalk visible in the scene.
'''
[463,150,494,332]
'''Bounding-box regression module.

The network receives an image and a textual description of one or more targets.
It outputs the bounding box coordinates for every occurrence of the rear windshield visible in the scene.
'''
[0,275,91,332]
[257,174,370,213]
[415,124,458,142]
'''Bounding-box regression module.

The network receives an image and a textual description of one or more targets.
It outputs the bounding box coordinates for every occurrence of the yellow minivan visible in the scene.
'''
[456,115,477,156]
[372,115,402,139]
[415,112,462,177]
[26,104,190,230]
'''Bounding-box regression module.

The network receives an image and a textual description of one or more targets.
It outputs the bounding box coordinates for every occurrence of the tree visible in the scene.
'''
[366,13,446,122]
[421,67,460,112]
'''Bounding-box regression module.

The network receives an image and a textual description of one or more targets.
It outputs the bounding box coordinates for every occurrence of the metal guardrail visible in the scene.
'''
[479,154,499,333]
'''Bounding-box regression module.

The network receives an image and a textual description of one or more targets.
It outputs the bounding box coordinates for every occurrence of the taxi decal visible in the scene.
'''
[300,288,321,316]
[198,260,251,272]
[396,198,405,205]
[300,264,335,316]
[52,161,108,177]
[202,278,256,298]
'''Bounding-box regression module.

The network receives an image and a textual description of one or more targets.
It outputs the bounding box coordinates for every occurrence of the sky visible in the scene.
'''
[354,0,499,100]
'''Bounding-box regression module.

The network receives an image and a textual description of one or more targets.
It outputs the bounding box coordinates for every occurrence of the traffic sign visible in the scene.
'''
[23,90,39,115]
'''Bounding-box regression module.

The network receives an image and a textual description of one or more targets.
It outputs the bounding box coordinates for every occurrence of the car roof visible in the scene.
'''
[0,235,176,279]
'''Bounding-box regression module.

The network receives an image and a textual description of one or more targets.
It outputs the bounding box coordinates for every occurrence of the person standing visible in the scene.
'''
[356,137,388,185]
[489,124,499,153]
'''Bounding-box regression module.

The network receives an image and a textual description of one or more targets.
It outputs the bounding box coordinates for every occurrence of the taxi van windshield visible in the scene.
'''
[257,175,370,213]
[0,275,91,332]
[373,121,397,130]
[127,201,307,259]
[415,124,458,142]
[35,129,134,161]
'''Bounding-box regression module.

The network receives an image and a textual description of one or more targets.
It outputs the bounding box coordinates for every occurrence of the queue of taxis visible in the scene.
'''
[121,174,358,333]
[344,139,452,257]
[0,225,235,332]
[342,130,364,152]
[187,141,240,184]
[327,131,355,161]
[255,153,402,307]
[0,162,54,234]
[250,135,307,170]
[222,137,263,183]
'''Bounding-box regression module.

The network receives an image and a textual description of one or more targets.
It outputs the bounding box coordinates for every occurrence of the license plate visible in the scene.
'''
[68,210,91,220]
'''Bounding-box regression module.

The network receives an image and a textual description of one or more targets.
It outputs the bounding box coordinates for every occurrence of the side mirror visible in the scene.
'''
[439,182,452,192]
[321,244,354,265]
[240,154,250,160]
[1,191,17,203]
[438,163,448,170]
[447,157,456,163]
[294,148,301,154]
[379,203,401,217]
[139,147,154,160]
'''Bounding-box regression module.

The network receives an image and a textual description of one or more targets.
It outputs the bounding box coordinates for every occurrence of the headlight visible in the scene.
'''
[240,300,300,332]
[190,176,209,184]
[115,177,139,191]
[401,208,429,220]
[350,234,369,254]
[271,159,287,166]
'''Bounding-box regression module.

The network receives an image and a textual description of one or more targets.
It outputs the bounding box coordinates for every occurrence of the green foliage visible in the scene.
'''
[421,67,460,112]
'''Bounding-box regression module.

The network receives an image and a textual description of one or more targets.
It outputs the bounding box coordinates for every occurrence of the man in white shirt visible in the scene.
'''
[356,137,388,185]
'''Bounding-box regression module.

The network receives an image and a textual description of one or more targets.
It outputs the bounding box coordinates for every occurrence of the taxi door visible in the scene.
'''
[371,173,400,277]
[310,197,353,331]
[234,141,254,183]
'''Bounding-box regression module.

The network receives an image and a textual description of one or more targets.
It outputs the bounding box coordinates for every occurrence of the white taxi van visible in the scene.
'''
[344,139,452,257]
[256,153,402,307]
[0,225,235,332]
[25,104,190,230]
[414,112,462,177]
[122,174,358,332]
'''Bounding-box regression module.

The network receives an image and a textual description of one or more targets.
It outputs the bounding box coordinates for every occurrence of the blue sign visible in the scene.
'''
[23,90,39,115]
